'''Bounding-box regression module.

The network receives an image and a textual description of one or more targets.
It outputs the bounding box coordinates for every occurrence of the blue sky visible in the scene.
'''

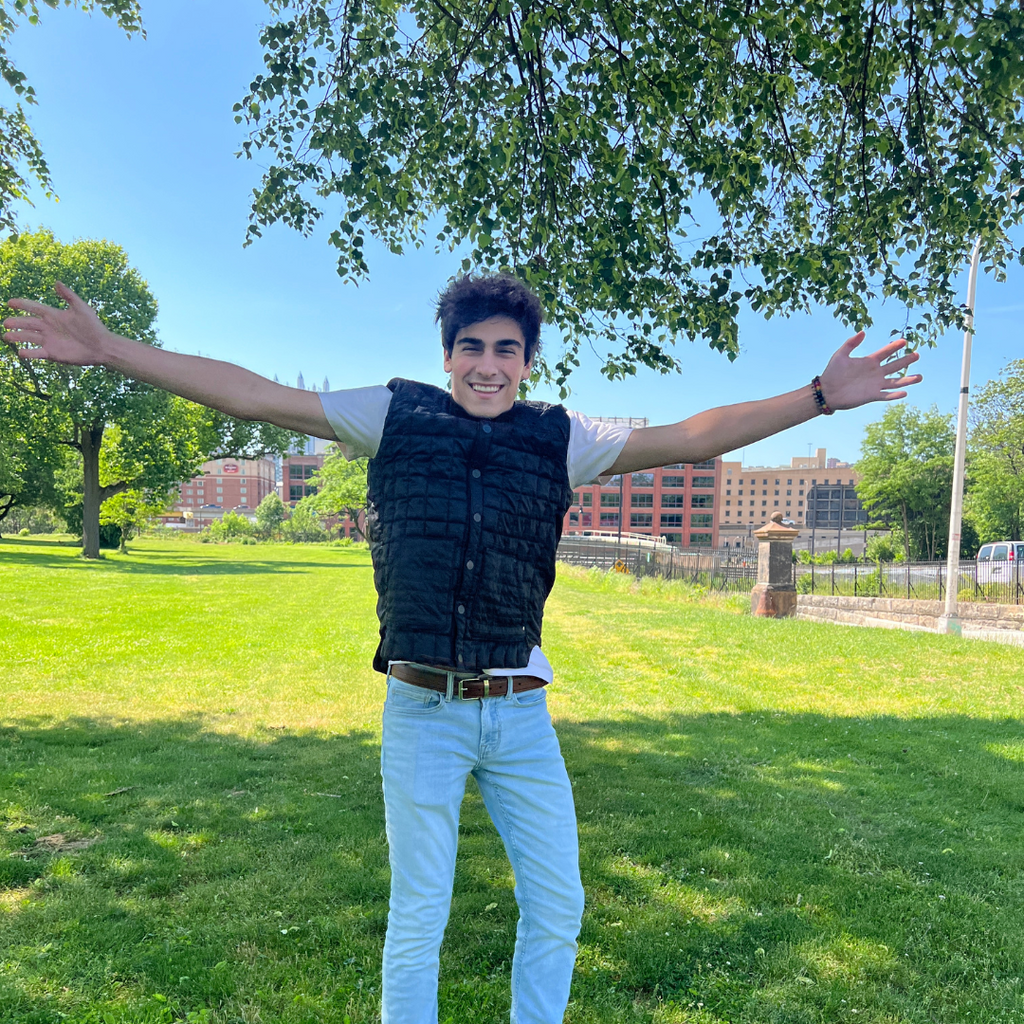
[8,0,1023,466]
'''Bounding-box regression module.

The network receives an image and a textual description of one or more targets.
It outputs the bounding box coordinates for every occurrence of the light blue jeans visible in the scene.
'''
[380,676,584,1024]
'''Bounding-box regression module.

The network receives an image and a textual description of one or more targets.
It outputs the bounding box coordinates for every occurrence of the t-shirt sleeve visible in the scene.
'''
[566,410,634,489]
[318,386,393,460]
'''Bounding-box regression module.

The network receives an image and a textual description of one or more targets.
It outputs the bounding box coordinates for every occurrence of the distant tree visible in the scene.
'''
[238,0,1024,387]
[207,509,255,542]
[864,534,900,564]
[309,448,368,539]
[0,230,306,557]
[0,2,143,233]
[856,405,957,561]
[98,487,166,553]
[965,360,1024,543]
[282,495,327,543]
[254,491,288,540]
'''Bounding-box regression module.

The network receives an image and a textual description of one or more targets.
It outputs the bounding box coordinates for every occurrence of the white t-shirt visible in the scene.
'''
[318,386,634,682]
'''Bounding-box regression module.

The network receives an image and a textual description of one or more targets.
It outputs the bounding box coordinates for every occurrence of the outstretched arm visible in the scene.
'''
[2,283,336,439]
[607,332,922,475]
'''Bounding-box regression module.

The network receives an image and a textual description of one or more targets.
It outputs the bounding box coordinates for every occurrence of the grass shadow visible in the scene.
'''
[1,711,1022,1023]
[0,542,370,576]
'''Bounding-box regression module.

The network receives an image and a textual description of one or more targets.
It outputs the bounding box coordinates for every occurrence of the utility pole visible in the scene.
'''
[937,236,982,636]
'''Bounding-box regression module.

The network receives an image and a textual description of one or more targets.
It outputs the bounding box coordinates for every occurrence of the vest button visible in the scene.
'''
[466,560,474,570]
[457,604,465,614]
[482,423,492,433]
[473,513,481,522]
[472,469,481,478]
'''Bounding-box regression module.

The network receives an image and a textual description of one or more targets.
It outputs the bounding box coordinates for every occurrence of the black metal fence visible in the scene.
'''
[556,535,758,591]
[795,559,1024,605]
[557,535,1024,606]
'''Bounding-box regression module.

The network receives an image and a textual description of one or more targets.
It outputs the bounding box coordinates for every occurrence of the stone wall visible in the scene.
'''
[795,594,1024,635]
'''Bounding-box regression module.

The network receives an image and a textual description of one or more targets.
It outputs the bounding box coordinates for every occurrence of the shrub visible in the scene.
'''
[206,511,255,542]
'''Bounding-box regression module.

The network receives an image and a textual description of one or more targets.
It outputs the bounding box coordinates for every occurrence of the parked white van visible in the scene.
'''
[976,541,1024,584]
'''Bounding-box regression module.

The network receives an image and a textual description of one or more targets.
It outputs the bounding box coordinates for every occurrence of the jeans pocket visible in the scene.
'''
[385,678,445,715]
[511,685,548,708]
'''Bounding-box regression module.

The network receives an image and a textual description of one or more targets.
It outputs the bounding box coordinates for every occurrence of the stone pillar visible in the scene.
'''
[750,512,800,617]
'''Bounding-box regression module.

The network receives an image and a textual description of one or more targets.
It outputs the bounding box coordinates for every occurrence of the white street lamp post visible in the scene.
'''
[937,236,983,636]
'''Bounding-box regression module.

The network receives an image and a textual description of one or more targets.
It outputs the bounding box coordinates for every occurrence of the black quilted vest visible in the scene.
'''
[365,378,573,673]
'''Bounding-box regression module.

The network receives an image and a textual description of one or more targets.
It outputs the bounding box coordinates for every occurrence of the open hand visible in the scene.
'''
[817,332,922,412]
[2,282,111,366]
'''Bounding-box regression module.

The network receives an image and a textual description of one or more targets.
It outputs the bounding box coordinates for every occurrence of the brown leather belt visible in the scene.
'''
[389,662,548,700]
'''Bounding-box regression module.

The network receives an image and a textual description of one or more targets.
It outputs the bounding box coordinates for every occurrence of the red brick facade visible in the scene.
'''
[562,460,720,548]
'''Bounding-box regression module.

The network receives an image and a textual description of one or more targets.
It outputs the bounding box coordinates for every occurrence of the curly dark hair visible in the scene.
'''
[435,273,543,364]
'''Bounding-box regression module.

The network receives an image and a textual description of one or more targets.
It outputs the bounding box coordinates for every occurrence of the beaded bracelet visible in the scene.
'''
[811,375,833,415]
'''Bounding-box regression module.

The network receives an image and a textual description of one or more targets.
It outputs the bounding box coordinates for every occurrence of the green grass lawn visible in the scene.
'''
[1,537,1023,1024]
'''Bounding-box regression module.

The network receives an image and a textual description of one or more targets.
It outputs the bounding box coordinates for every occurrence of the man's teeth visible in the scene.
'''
[470,384,502,393]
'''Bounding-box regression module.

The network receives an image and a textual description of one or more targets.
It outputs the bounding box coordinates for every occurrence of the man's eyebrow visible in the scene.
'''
[454,335,523,349]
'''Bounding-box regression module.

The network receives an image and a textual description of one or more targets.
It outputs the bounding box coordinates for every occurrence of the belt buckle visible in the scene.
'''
[457,674,489,700]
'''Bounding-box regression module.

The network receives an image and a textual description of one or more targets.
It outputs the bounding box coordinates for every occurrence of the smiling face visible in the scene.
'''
[443,315,533,418]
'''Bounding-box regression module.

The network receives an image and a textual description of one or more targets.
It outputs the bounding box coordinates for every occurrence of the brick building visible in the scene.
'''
[166,456,277,528]
[718,448,871,553]
[562,456,720,548]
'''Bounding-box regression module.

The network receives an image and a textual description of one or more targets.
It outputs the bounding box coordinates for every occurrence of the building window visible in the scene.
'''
[692,476,715,489]
[599,512,620,527]
[691,494,714,508]
[691,513,714,527]
[582,493,592,506]
[662,532,683,544]
[725,500,731,506]
[662,475,687,488]
[630,512,653,528]
[662,494,686,508]
[600,493,620,507]
[581,512,592,527]
[289,485,304,502]
[692,460,716,469]
[660,514,684,527]
[689,532,713,546]
[631,472,654,486]
[289,464,303,479]
[572,491,580,503]
[631,493,654,508]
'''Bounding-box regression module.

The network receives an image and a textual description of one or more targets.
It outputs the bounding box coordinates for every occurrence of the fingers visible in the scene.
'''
[867,337,907,362]
[880,373,923,390]
[880,351,920,375]
[841,330,865,353]
[6,297,54,315]
[54,281,90,311]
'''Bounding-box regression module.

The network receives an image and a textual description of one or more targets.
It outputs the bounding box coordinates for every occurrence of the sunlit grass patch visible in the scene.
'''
[1,537,1023,1023]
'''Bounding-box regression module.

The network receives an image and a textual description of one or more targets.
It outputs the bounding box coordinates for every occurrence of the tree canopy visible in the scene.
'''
[0,229,305,555]
[856,404,958,561]
[239,0,1024,388]
[0,1,143,233]
[309,447,367,538]
[965,358,1024,542]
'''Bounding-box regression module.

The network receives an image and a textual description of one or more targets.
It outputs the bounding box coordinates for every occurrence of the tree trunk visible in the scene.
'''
[80,425,104,559]
[900,503,911,561]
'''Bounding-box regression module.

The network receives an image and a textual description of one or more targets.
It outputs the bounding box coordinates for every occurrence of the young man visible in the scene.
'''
[4,274,921,1023]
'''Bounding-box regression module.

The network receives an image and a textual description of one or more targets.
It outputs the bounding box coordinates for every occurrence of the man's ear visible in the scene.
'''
[520,359,533,382]
[443,345,453,374]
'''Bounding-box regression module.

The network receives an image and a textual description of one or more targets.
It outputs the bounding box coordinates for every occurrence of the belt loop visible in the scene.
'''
[505,675,514,700]
[445,671,454,702]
